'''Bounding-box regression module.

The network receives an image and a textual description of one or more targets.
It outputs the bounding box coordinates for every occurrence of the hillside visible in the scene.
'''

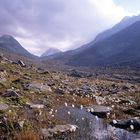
[0,35,37,59]
[42,15,140,68]
[0,55,140,139]
[94,14,140,42]
[66,21,140,67]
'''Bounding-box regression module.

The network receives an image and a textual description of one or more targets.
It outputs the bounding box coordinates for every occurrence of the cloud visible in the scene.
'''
[0,0,128,56]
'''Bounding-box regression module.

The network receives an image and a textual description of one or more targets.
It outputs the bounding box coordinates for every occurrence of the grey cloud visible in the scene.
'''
[0,0,125,55]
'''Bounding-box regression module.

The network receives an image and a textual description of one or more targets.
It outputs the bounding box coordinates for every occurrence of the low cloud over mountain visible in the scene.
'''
[0,0,127,55]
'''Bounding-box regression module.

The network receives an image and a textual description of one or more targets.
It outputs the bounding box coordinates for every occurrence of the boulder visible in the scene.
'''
[68,69,92,78]
[2,90,19,97]
[86,105,112,118]
[41,124,78,138]
[18,60,26,67]
[37,68,50,74]
[26,82,52,92]
[110,119,140,131]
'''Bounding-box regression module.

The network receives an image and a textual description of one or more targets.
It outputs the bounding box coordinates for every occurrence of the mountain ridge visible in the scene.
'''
[66,20,140,67]
[0,34,37,59]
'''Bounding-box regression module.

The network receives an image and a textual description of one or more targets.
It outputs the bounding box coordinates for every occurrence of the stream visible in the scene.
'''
[56,106,140,140]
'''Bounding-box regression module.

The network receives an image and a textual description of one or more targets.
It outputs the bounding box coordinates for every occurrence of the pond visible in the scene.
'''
[56,106,140,140]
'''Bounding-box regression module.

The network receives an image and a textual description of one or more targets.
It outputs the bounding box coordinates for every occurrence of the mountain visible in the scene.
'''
[66,21,140,67]
[41,48,62,57]
[94,14,140,43]
[43,14,140,64]
[41,43,93,62]
[0,35,36,58]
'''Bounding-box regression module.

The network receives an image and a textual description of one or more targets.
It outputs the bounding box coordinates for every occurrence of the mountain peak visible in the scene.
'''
[0,34,36,58]
[41,47,62,57]
[1,34,14,39]
[121,16,130,22]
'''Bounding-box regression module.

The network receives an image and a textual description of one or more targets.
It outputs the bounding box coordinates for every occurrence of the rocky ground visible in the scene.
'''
[0,56,140,140]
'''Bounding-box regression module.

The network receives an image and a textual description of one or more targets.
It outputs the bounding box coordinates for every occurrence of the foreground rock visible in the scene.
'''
[86,105,112,118]
[110,119,140,131]
[41,124,78,138]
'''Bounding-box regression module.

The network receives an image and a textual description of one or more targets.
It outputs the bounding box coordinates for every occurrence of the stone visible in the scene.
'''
[0,78,6,83]
[123,108,140,116]
[12,78,21,83]
[110,119,140,131]
[119,98,136,105]
[0,103,9,112]
[37,69,50,74]
[26,102,44,109]
[68,69,92,78]
[86,105,112,118]
[2,90,19,97]
[27,82,52,92]
[122,85,129,90]
[41,124,78,138]
[18,60,26,67]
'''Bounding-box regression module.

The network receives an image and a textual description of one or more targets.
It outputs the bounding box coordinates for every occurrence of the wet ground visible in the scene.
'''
[56,107,140,140]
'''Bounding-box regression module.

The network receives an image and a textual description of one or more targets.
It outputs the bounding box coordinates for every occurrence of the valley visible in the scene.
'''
[0,55,140,140]
[0,11,140,140]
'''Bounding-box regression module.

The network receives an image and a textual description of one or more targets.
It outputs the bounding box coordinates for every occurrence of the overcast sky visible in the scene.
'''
[0,0,139,56]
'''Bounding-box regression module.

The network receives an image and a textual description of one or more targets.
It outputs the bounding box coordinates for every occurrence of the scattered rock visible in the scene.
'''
[12,78,21,83]
[37,68,50,74]
[122,85,129,91]
[2,90,19,97]
[55,87,65,94]
[86,105,112,118]
[18,60,26,67]
[0,103,9,112]
[119,98,135,105]
[41,124,78,138]
[123,108,140,116]
[68,69,92,78]
[0,78,6,83]
[26,102,44,109]
[110,119,140,131]
[27,82,52,92]
[76,86,94,94]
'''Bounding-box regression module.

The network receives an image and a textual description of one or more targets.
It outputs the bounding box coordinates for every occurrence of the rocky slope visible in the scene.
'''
[0,55,140,139]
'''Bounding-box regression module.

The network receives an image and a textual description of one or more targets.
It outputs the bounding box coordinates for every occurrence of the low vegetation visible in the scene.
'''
[0,56,140,139]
